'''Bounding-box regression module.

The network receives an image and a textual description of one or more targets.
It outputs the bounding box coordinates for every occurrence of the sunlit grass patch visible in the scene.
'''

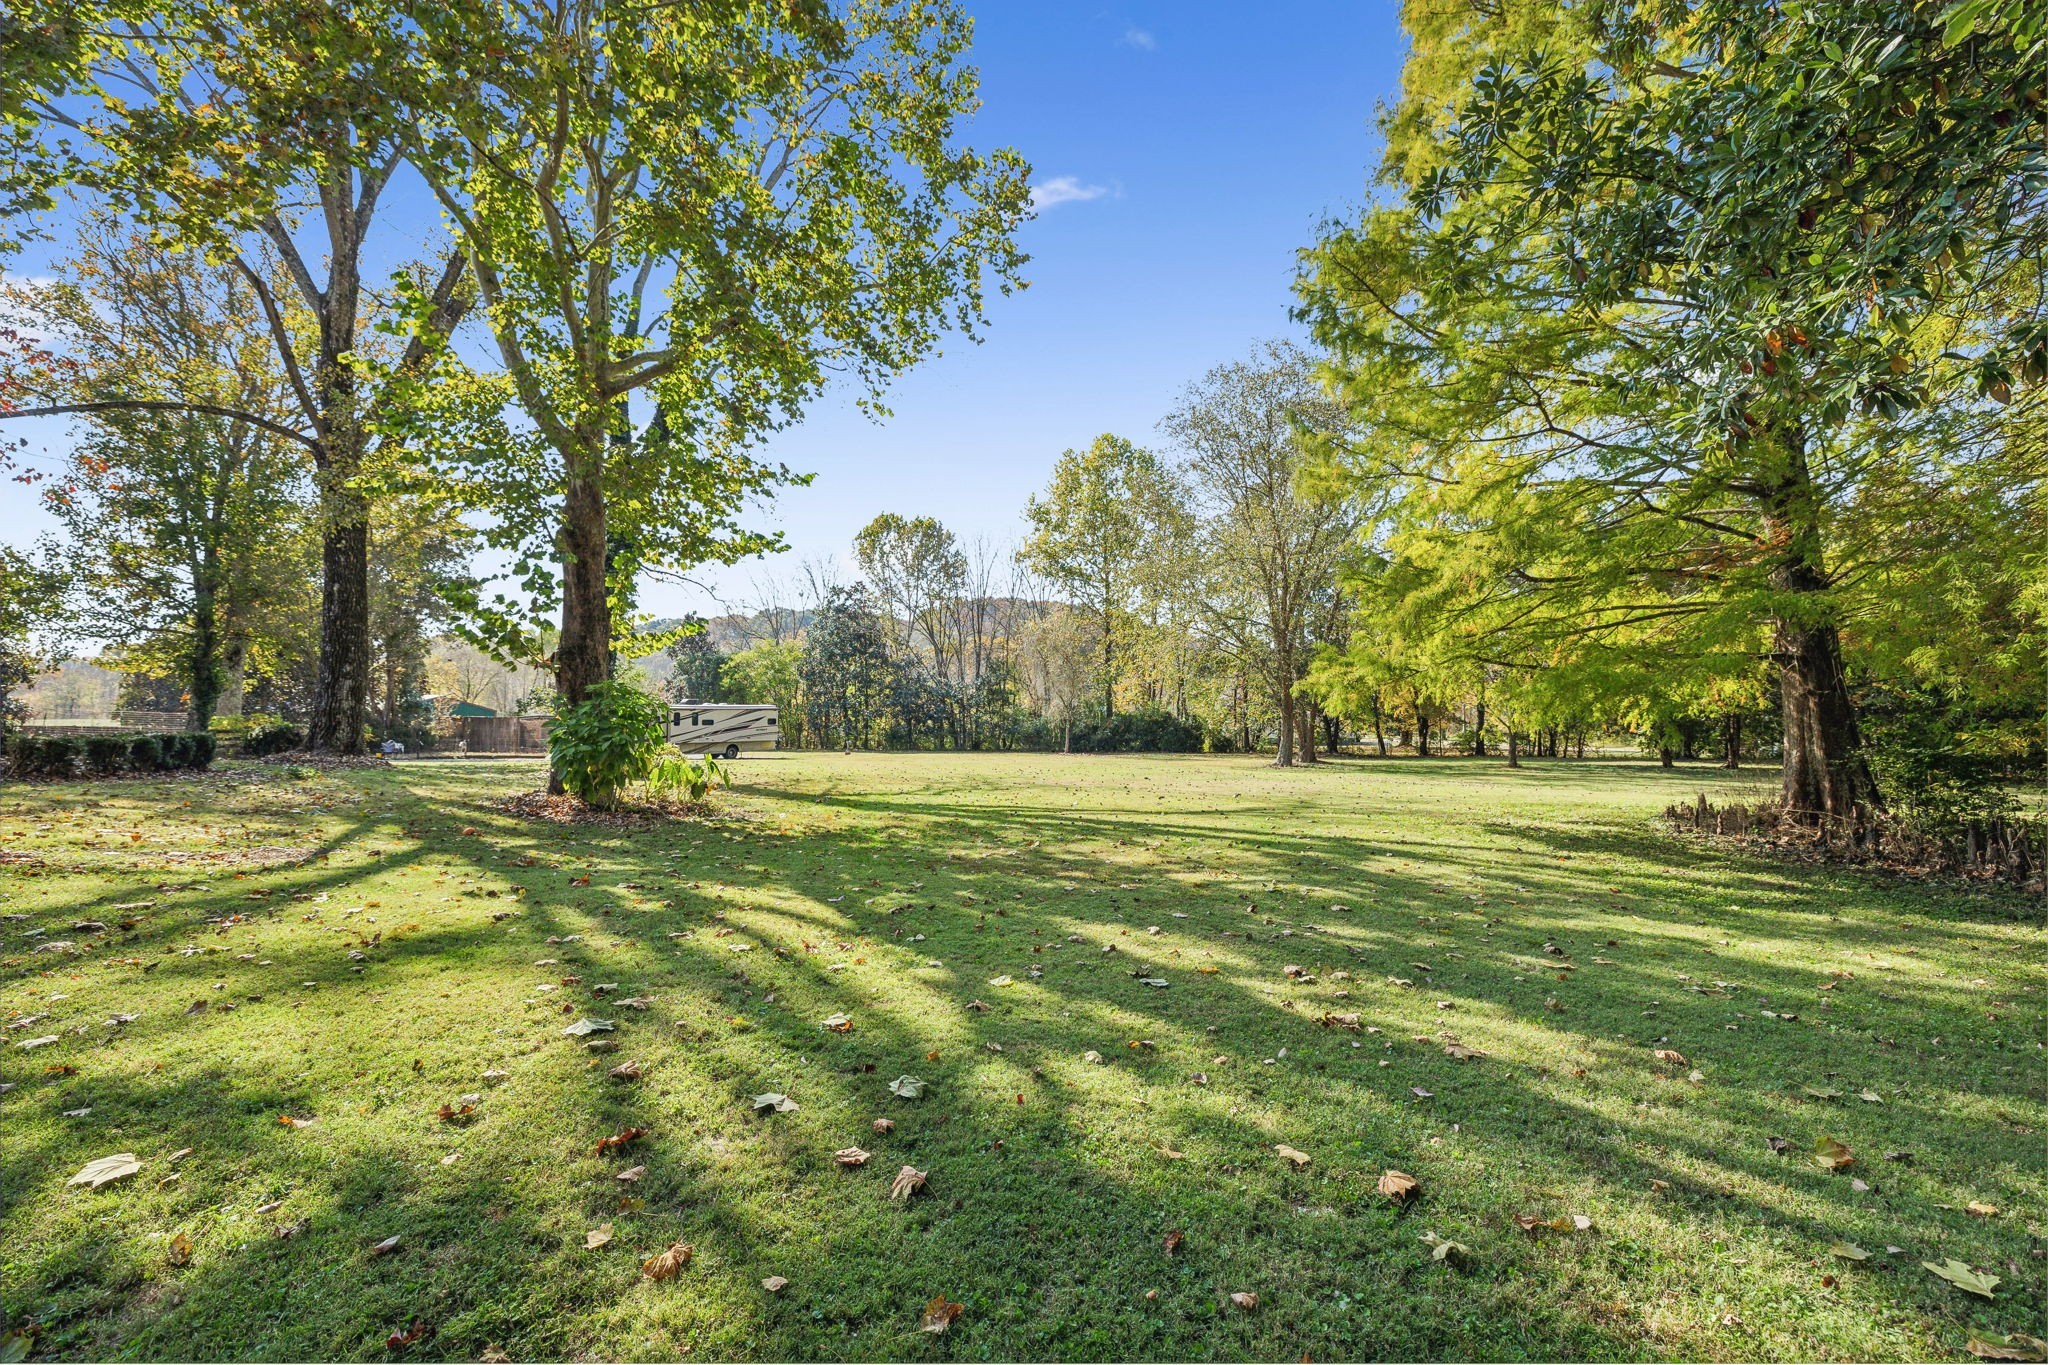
[2,753,2041,1362]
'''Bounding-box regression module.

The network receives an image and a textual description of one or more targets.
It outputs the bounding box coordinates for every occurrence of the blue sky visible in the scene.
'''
[2,0,1407,621]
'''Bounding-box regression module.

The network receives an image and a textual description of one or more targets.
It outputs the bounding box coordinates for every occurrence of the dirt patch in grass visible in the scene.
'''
[494,788,715,826]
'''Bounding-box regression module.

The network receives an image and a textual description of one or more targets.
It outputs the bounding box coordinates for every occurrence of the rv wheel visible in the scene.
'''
[723,744,739,760]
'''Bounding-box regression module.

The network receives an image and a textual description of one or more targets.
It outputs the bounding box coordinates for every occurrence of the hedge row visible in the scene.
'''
[3,730,217,778]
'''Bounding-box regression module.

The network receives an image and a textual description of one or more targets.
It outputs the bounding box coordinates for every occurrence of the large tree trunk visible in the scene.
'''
[1506,724,1520,769]
[187,566,223,732]
[305,515,370,753]
[1370,690,1387,756]
[1764,433,1882,825]
[1275,684,1295,766]
[1472,699,1486,757]
[1776,617,1880,823]
[1721,713,1742,769]
[303,194,371,755]
[216,635,247,717]
[550,449,612,794]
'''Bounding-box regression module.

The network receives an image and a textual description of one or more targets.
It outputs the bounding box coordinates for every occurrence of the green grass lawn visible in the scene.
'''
[2,753,2042,1363]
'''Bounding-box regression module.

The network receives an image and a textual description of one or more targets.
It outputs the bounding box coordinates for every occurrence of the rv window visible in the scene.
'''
[670,712,679,726]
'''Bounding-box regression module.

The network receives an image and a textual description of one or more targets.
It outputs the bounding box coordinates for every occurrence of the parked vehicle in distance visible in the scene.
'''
[665,701,780,758]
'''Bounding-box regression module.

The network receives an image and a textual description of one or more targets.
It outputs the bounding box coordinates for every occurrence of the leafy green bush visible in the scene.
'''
[128,734,164,771]
[243,723,305,757]
[186,732,217,768]
[28,735,82,776]
[547,680,669,809]
[1068,709,1205,753]
[645,752,730,803]
[83,734,130,773]
[158,733,192,768]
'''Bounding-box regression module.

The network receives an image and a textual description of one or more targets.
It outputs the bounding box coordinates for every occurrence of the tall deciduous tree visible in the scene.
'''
[1162,342,1361,766]
[1019,434,1186,717]
[11,0,471,752]
[398,0,1029,769]
[1297,0,2048,824]
[5,224,308,729]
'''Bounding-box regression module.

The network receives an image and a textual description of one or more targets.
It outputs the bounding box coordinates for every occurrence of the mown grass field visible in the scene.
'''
[2,753,2042,1363]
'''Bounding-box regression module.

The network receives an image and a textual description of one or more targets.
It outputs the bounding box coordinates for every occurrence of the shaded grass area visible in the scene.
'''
[1,753,2042,1363]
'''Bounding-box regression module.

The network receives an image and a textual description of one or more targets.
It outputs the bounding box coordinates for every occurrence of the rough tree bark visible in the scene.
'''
[1763,434,1883,824]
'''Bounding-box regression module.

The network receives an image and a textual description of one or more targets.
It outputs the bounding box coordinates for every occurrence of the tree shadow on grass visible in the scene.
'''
[5,759,2043,1361]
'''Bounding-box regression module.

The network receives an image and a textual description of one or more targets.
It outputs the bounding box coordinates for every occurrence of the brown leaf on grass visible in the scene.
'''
[1443,1043,1485,1061]
[435,1102,476,1122]
[1814,1135,1856,1171]
[1163,1230,1183,1257]
[385,1319,429,1351]
[872,1118,895,1134]
[1968,1334,2048,1362]
[594,1126,648,1157]
[371,1235,402,1257]
[584,1225,614,1250]
[1229,1292,1259,1311]
[1274,1144,1311,1168]
[167,1232,192,1266]
[478,1347,510,1362]
[920,1296,964,1334]
[642,1242,693,1280]
[835,1147,871,1167]
[608,1061,642,1081]
[1319,1013,1362,1031]
[1652,1049,1687,1065]
[1378,1170,1420,1204]
[762,1276,789,1293]
[1967,1201,2001,1218]
[616,1165,646,1183]
[277,1114,315,1129]
[889,1165,928,1201]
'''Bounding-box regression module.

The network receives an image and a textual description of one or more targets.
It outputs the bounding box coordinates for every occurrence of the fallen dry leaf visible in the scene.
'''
[642,1242,693,1281]
[1814,1135,1856,1171]
[1924,1258,2000,1298]
[1420,1231,1468,1262]
[889,1165,928,1201]
[1967,1201,2000,1218]
[595,1126,648,1157]
[1164,1230,1184,1257]
[752,1092,799,1113]
[385,1319,429,1351]
[872,1118,895,1134]
[1378,1170,1420,1204]
[1274,1144,1311,1168]
[763,1276,789,1293]
[371,1235,402,1257]
[1967,1334,2048,1362]
[67,1153,142,1189]
[1652,1049,1687,1065]
[616,1165,646,1183]
[608,1061,642,1081]
[167,1232,192,1266]
[1229,1291,1258,1311]
[585,1225,614,1250]
[920,1296,964,1334]
[835,1147,871,1167]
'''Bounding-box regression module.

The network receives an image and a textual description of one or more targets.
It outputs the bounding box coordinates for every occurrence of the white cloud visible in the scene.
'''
[1120,25,1156,50]
[1029,176,1109,213]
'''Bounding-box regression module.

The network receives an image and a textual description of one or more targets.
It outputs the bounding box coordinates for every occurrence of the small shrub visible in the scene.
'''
[158,733,192,768]
[31,735,83,777]
[547,681,668,809]
[646,752,730,803]
[186,732,217,768]
[128,734,165,771]
[243,723,305,757]
[82,734,130,773]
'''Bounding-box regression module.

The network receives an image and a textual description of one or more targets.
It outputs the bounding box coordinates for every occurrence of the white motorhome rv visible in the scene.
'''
[666,701,780,758]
